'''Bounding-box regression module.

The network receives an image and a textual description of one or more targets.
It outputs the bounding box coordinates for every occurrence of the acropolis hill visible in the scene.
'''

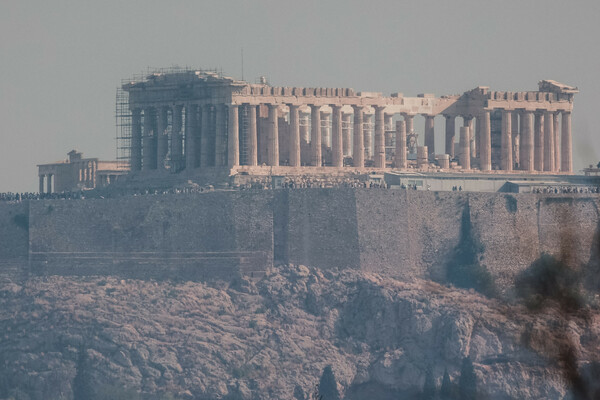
[20,69,600,284]
[3,70,600,400]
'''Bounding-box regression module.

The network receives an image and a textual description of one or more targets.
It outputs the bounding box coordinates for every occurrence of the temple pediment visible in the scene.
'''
[538,80,579,94]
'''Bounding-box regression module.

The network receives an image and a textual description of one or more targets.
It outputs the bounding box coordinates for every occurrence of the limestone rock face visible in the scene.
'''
[0,265,598,400]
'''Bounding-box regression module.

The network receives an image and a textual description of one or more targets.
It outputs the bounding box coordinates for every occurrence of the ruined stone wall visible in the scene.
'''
[0,201,29,263]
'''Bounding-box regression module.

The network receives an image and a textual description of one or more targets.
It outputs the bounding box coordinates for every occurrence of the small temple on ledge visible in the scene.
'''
[117,69,577,178]
[37,150,128,194]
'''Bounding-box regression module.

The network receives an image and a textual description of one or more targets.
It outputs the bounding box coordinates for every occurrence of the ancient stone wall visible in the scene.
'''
[5,190,598,288]
[28,192,273,280]
[0,201,29,263]
[274,189,361,269]
[353,191,599,289]
[278,190,600,290]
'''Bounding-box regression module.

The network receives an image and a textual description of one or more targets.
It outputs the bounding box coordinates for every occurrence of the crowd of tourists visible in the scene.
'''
[0,191,86,203]
[532,186,600,194]
[3,181,600,202]
[239,176,388,190]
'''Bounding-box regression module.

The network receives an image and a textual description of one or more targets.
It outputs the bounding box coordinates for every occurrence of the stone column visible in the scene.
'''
[543,111,555,172]
[511,113,519,136]
[438,155,450,169]
[459,126,470,170]
[342,113,352,157]
[171,105,183,168]
[561,111,572,173]
[321,111,331,150]
[534,112,544,171]
[310,105,322,166]
[363,113,372,160]
[404,114,415,154]
[228,105,239,168]
[384,114,394,159]
[518,111,524,168]
[245,105,258,166]
[142,107,156,171]
[268,104,279,166]
[130,108,142,171]
[521,111,534,171]
[156,106,169,170]
[553,113,561,171]
[475,116,481,159]
[91,161,96,188]
[300,112,310,143]
[214,104,227,166]
[395,120,407,169]
[200,104,212,167]
[512,112,520,168]
[444,115,455,157]
[288,104,301,167]
[331,105,343,167]
[352,106,364,168]
[501,110,513,171]
[480,111,491,171]
[462,116,474,160]
[384,114,393,131]
[424,115,435,160]
[185,104,197,170]
[404,114,414,135]
[374,106,386,168]
[39,175,44,194]
[463,116,474,131]
[46,174,52,194]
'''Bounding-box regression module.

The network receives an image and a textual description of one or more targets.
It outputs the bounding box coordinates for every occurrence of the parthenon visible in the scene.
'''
[121,70,577,175]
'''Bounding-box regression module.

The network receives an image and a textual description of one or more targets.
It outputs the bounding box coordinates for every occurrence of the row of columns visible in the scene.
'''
[132,104,230,172]
[39,174,53,194]
[454,110,572,173]
[225,104,408,169]
[131,103,572,173]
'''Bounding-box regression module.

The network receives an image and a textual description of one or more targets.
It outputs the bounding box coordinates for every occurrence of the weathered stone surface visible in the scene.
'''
[1,265,597,399]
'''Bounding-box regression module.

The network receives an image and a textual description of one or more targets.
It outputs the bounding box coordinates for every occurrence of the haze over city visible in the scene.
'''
[1,0,600,192]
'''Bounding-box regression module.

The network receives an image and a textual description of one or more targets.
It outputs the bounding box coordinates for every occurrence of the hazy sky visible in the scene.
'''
[1,0,599,192]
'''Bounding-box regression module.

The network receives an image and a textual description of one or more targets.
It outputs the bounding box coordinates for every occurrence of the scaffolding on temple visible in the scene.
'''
[115,85,131,170]
[116,66,225,171]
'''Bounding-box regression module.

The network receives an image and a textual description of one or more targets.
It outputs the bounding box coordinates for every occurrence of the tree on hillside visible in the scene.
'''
[318,365,340,400]
[440,369,454,400]
[458,357,477,400]
[421,367,436,400]
[72,346,94,400]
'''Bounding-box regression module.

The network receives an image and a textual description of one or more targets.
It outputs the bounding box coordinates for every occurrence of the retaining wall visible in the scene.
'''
[0,201,29,265]
[28,192,273,280]
[1,190,598,288]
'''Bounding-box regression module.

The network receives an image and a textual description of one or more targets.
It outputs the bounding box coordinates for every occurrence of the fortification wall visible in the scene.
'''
[353,190,464,280]
[277,190,600,289]
[275,189,361,269]
[11,189,600,288]
[0,201,29,263]
[28,192,273,280]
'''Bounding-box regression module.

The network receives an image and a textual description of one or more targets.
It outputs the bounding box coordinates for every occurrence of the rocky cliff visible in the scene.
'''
[1,264,598,400]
